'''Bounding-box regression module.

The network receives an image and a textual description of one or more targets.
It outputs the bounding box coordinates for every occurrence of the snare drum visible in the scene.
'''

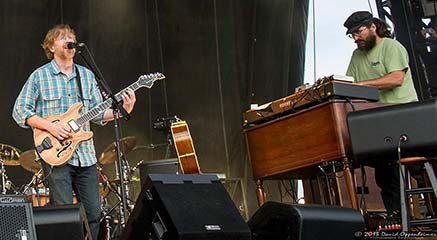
[25,188,50,206]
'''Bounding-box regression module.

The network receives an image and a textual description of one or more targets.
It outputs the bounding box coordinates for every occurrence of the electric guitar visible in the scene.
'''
[34,72,165,166]
[170,121,201,174]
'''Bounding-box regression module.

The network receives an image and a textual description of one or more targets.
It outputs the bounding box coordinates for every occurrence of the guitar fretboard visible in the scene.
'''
[75,81,142,126]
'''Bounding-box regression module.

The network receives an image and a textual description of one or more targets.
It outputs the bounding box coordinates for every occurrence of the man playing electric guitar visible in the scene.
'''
[12,24,136,240]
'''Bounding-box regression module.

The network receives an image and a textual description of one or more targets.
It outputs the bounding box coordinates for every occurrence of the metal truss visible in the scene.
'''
[375,0,437,100]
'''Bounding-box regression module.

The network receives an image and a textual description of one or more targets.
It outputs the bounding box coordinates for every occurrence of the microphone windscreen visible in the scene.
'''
[67,42,76,49]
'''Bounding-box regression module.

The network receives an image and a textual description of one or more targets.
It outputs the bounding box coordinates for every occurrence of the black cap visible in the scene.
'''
[344,11,373,34]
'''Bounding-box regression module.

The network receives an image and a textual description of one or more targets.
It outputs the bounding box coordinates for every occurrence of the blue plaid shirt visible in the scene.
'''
[13,60,105,167]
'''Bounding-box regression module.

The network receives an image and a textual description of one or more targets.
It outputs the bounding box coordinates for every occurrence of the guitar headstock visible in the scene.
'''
[138,72,165,88]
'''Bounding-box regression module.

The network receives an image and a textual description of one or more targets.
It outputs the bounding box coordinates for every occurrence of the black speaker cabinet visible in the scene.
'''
[248,201,364,240]
[347,99,437,164]
[0,195,37,240]
[121,174,251,240]
[139,159,181,186]
[33,203,90,240]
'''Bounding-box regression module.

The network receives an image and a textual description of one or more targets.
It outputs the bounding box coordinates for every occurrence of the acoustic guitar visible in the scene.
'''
[34,72,165,166]
[170,121,201,174]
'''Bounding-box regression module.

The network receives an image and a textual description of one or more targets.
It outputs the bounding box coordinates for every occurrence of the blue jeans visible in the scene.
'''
[42,163,101,240]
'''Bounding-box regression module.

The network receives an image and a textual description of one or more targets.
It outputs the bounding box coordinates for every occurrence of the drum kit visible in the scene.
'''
[0,137,143,239]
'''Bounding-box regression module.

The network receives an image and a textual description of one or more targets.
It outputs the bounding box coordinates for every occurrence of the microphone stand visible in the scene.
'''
[75,44,130,229]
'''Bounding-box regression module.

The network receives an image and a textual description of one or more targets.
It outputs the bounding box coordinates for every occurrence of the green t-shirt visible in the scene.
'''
[346,38,418,103]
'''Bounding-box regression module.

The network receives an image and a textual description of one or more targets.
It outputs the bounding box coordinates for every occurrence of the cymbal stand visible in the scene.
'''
[100,198,112,240]
[0,158,7,194]
[33,170,43,206]
[96,164,122,240]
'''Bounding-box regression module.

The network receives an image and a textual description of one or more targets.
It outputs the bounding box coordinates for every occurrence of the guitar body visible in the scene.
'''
[170,121,201,174]
[34,103,93,166]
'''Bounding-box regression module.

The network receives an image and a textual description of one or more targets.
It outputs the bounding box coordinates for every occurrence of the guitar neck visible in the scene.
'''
[75,82,142,127]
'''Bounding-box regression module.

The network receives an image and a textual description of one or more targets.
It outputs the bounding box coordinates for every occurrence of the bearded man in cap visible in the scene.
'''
[344,11,418,219]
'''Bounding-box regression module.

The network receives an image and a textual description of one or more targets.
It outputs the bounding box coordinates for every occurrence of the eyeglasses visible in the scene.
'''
[348,27,367,39]
[56,34,76,42]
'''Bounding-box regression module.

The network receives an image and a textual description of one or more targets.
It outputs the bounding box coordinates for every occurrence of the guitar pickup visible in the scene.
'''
[35,137,53,154]
[68,120,80,132]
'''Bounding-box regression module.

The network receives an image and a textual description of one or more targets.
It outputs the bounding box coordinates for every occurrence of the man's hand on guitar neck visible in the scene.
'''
[121,88,136,114]
[102,88,136,121]
[27,115,72,141]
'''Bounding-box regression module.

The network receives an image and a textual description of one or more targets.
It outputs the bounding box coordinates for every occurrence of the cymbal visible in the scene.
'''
[19,149,42,173]
[0,143,21,166]
[99,136,137,165]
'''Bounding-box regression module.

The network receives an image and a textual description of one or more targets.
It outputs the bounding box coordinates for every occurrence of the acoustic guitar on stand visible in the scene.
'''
[33,72,165,166]
[170,121,201,174]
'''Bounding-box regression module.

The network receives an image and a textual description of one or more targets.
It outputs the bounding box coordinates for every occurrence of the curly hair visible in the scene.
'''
[41,24,75,60]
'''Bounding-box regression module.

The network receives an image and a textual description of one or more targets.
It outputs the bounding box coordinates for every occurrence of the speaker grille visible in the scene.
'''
[0,203,36,240]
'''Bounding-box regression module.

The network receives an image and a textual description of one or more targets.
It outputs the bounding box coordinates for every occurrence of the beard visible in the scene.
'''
[356,33,377,51]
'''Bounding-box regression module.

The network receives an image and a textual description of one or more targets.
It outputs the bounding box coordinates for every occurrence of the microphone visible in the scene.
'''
[67,42,85,49]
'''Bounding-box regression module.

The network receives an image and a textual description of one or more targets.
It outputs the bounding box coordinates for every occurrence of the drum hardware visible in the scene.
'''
[22,168,45,206]
[97,139,148,239]
[96,164,122,200]
[99,136,137,165]
[0,159,8,194]
[0,144,21,194]
[98,136,139,238]
[130,159,144,174]
[99,204,113,240]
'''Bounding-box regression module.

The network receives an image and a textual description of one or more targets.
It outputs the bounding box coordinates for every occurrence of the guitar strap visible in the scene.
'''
[74,65,84,103]
[74,65,85,168]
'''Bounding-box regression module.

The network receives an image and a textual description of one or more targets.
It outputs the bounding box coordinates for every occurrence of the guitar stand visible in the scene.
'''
[164,131,175,159]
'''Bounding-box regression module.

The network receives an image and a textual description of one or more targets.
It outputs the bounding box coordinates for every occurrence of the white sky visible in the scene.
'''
[304,0,378,84]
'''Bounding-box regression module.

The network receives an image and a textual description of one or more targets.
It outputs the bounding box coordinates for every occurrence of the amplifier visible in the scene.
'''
[139,159,181,186]
[0,194,26,203]
[0,200,37,240]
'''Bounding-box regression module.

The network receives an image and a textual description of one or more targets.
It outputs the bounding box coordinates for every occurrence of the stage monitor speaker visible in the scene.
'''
[139,159,181,186]
[121,174,251,240]
[248,201,364,240]
[347,99,437,164]
[32,203,90,240]
[0,195,37,240]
